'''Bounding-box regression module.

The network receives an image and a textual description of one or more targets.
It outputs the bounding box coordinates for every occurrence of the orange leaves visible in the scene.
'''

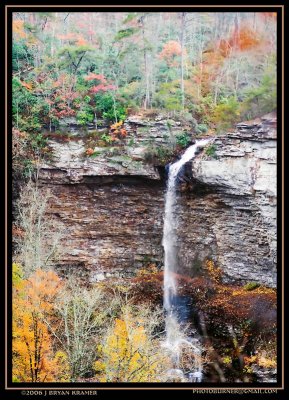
[12,268,62,382]
[86,147,95,156]
[109,121,127,140]
[217,24,264,57]
[20,80,33,91]
[159,40,185,67]
[110,121,123,130]
[13,20,27,39]
[57,32,87,46]
[75,36,88,46]
[231,26,261,52]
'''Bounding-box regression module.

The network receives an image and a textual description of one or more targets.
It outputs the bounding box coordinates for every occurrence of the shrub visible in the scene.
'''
[243,282,260,291]
[240,71,276,120]
[212,97,241,132]
[95,93,127,123]
[176,132,191,148]
[144,146,175,165]
[76,104,94,125]
[205,144,217,158]
[196,123,208,133]
[204,259,222,283]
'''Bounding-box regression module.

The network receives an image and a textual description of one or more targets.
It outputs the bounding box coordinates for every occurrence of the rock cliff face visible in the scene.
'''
[179,113,277,287]
[38,112,277,287]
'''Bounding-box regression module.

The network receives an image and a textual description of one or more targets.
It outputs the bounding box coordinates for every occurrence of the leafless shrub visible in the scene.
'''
[14,180,64,276]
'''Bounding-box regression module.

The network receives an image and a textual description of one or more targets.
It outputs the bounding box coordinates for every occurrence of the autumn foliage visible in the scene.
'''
[109,121,127,140]
[159,40,184,67]
[94,307,170,382]
[12,266,62,382]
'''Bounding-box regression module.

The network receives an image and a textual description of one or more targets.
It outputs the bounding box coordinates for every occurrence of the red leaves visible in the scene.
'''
[90,84,116,93]
[84,73,106,82]
[84,73,116,93]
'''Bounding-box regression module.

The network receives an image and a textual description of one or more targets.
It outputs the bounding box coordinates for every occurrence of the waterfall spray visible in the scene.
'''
[162,139,211,382]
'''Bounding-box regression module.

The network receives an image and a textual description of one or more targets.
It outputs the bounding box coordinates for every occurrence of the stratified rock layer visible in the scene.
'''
[187,112,277,286]
[38,112,277,287]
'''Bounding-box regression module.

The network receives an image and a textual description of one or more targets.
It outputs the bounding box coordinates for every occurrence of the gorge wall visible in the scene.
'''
[38,112,277,287]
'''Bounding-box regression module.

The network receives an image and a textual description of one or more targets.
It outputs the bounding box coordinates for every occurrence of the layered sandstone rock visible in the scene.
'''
[38,112,277,287]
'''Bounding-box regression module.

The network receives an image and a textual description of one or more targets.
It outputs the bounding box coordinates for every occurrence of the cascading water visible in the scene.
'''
[162,139,211,382]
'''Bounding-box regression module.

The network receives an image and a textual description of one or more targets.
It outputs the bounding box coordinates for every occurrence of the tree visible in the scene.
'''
[57,45,93,76]
[94,304,170,382]
[15,181,64,276]
[12,267,62,382]
[49,280,114,382]
[179,12,187,111]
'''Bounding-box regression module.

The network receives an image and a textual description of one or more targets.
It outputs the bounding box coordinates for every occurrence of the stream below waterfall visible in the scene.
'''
[162,139,212,383]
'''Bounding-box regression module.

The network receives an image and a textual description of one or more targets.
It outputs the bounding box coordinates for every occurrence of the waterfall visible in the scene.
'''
[162,139,211,382]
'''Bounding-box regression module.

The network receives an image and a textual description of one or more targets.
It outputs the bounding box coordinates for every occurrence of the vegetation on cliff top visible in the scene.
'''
[12,12,276,172]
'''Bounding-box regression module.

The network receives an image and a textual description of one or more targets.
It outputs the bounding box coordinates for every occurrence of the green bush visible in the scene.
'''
[95,93,127,123]
[176,132,191,148]
[144,146,174,165]
[241,71,276,120]
[243,282,260,291]
[196,123,208,133]
[76,102,95,125]
[153,82,182,111]
[212,97,241,132]
[205,144,217,158]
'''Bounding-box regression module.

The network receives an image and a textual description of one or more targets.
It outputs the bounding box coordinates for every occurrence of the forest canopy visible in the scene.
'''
[12,11,276,135]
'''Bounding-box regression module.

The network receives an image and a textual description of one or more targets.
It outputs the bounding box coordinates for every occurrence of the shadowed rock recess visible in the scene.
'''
[38,112,276,288]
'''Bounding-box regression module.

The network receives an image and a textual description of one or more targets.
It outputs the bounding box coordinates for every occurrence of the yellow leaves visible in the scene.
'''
[110,121,123,130]
[95,312,163,382]
[205,259,222,283]
[12,263,24,288]
[258,356,277,369]
[26,269,62,313]
[244,353,276,370]
[53,351,70,382]
[12,268,62,382]
[136,263,159,277]
[244,355,257,364]
[222,356,232,365]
